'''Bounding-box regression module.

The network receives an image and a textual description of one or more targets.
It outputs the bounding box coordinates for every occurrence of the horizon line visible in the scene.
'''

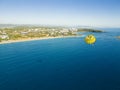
[0,23,120,28]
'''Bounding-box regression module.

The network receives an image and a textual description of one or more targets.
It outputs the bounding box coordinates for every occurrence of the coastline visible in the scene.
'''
[0,36,81,45]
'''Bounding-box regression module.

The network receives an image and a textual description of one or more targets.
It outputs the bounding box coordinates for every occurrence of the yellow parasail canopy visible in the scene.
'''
[85,34,96,44]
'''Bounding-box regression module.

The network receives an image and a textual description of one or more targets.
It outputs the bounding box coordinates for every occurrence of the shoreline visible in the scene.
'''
[0,36,81,45]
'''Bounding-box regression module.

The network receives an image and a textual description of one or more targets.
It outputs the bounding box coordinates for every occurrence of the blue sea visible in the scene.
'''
[0,28,120,90]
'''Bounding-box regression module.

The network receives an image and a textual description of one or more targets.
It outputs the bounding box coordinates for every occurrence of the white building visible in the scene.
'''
[60,28,69,33]
[0,34,9,40]
[70,28,78,31]
[21,32,28,35]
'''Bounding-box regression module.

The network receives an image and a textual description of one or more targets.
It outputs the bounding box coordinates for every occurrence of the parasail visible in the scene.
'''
[85,34,96,44]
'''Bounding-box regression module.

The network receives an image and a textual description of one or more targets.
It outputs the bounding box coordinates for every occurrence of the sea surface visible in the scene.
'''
[0,28,120,90]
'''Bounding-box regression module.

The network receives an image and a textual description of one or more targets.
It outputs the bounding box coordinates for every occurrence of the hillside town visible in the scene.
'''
[0,27,77,42]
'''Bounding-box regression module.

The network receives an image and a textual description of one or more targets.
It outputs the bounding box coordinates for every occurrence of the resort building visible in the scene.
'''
[0,34,9,40]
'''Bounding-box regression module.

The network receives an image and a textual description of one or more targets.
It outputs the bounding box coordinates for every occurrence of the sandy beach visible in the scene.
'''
[0,36,81,45]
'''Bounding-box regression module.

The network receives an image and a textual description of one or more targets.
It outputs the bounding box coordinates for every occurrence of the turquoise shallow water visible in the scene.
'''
[0,28,120,90]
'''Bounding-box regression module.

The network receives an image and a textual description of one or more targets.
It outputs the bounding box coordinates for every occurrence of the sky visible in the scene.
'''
[0,0,120,27]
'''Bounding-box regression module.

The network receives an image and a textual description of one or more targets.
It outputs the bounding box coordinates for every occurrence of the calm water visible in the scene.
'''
[0,28,120,90]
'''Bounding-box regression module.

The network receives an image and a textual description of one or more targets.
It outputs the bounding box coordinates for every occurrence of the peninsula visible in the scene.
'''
[117,36,120,39]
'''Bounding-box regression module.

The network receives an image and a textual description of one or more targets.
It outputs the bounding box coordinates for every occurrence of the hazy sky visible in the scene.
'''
[0,0,120,27]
